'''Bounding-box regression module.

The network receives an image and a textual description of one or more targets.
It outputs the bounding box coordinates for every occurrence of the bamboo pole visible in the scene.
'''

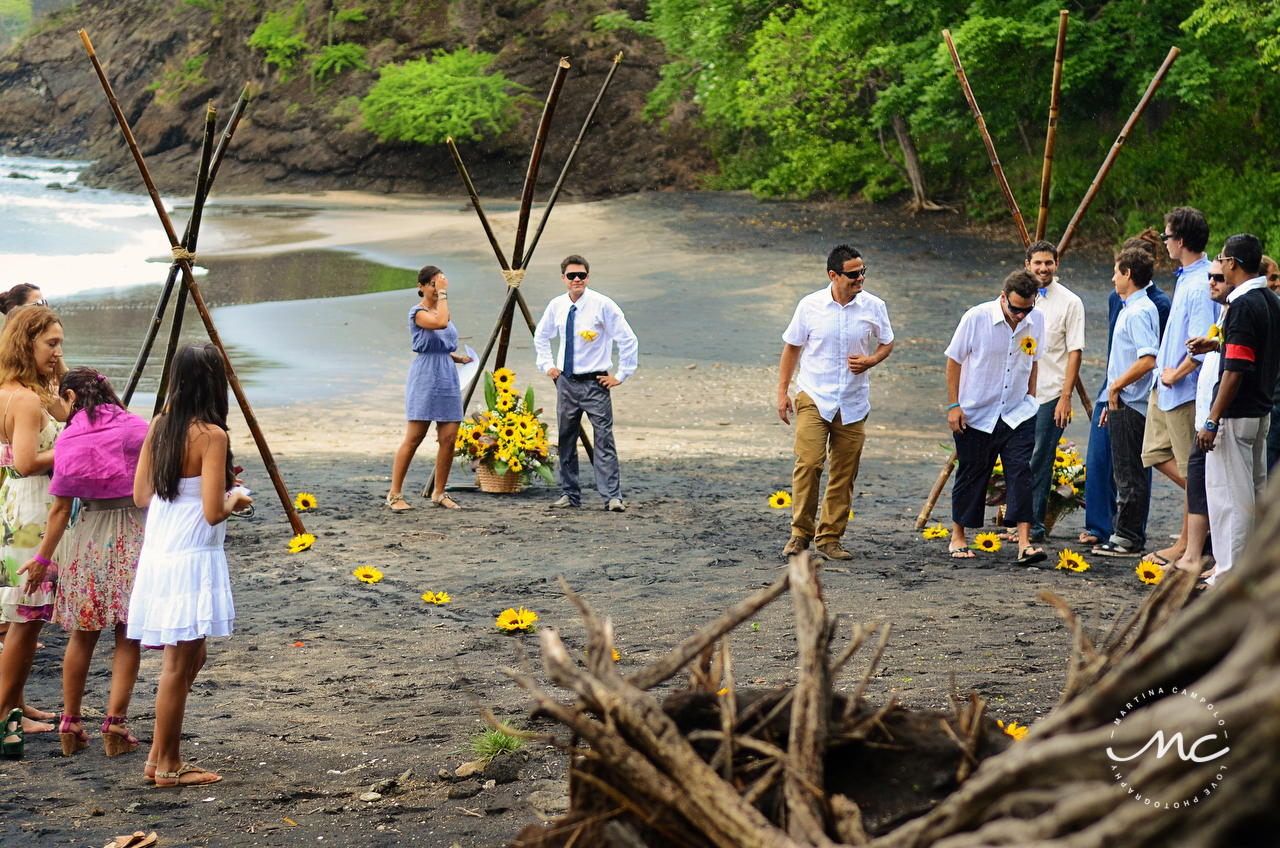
[521,52,623,270]
[151,102,217,417]
[446,136,510,271]
[121,83,251,407]
[80,29,306,538]
[942,29,1031,248]
[1057,46,1180,259]
[511,57,570,268]
[915,450,958,530]
[1036,11,1068,242]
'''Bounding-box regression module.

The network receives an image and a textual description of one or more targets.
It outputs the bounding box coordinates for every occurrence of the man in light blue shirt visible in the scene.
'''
[1140,207,1219,565]
[1096,248,1161,556]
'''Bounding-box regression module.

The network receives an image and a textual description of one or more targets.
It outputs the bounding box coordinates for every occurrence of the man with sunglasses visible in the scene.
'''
[943,270,1045,565]
[1094,248,1161,557]
[778,244,894,560]
[534,254,639,512]
[1196,234,1280,584]
[1138,207,1217,566]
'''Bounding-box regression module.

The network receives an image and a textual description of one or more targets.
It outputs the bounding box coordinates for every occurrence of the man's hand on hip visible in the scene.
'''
[547,368,562,380]
[597,374,621,389]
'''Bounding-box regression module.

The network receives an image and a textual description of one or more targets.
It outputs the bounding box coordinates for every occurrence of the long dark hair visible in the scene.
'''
[150,343,235,500]
[0,285,40,315]
[60,366,125,423]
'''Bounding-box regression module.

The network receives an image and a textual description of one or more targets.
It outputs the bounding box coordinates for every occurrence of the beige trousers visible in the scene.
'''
[790,392,866,545]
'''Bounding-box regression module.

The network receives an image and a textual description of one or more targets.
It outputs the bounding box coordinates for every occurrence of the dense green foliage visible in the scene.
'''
[360,48,526,145]
[612,0,1280,250]
[247,1,310,79]
[311,42,369,87]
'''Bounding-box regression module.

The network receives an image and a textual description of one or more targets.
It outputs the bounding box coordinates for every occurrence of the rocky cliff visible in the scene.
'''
[0,0,711,197]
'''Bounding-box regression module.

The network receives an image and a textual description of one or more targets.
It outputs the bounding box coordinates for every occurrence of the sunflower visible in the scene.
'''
[972,532,1002,553]
[493,367,515,389]
[500,425,518,440]
[495,391,514,412]
[998,720,1028,741]
[509,456,523,473]
[422,590,451,604]
[294,492,318,511]
[1136,559,1165,585]
[353,565,382,584]
[1054,449,1069,468]
[1207,323,1222,342]
[496,606,539,631]
[578,330,598,342]
[993,458,1004,475]
[923,525,950,540]
[289,533,315,553]
[1056,549,1090,572]
[1020,336,1037,355]
[768,491,792,508]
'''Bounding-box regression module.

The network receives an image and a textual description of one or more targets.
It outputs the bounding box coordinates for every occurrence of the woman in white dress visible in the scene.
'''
[129,343,251,786]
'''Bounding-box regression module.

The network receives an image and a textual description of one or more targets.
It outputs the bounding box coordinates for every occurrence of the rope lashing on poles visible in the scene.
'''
[171,246,197,264]
[502,269,526,287]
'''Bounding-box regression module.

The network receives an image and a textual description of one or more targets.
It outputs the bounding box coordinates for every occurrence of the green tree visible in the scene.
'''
[360,48,526,146]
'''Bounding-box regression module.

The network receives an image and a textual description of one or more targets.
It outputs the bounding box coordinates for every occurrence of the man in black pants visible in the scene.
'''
[533,255,640,512]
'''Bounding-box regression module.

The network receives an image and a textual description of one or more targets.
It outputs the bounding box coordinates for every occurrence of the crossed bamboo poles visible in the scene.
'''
[916,15,1180,529]
[421,53,623,498]
[80,30,307,538]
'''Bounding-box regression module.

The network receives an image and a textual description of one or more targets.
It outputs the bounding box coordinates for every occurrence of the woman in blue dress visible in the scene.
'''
[387,266,472,511]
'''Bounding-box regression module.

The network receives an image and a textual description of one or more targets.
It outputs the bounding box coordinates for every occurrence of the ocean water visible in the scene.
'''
[0,155,211,298]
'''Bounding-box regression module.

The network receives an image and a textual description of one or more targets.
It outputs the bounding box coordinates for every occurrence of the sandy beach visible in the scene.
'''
[1,190,1196,847]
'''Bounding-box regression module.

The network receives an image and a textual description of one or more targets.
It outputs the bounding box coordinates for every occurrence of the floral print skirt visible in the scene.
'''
[55,506,145,632]
[0,473,57,624]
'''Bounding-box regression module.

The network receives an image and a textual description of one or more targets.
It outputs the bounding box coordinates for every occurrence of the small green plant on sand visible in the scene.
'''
[360,47,526,146]
[468,718,524,762]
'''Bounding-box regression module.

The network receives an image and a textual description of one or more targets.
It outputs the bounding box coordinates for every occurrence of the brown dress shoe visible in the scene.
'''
[817,541,853,561]
[782,536,810,558]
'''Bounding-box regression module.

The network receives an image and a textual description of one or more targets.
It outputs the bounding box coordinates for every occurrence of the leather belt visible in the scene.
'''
[569,371,609,382]
[80,496,139,512]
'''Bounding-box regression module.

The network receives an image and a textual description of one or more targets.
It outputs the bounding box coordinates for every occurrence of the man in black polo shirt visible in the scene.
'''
[1196,233,1280,584]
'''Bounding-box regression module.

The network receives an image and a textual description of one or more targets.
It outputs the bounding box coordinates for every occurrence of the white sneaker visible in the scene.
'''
[549,495,578,509]
[607,498,625,513]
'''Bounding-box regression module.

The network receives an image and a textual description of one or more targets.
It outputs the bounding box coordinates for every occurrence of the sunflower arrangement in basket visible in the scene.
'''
[983,438,1085,533]
[455,369,556,485]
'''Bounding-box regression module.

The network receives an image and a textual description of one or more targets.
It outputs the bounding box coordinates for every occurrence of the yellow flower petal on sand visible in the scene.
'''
[923,525,950,540]
[972,532,1002,553]
[294,492,318,511]
[768,491,792,508]
[998,719,1028,741]
[1056,549,1090,572]
[1020,336,1037,355]
[353,565,382,584]
[422,591,451,604]
[1136,559,1165,585]
[496,606,539,632]
[289,533,315,553]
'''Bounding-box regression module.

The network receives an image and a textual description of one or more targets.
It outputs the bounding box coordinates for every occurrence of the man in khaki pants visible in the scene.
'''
[777,245,895,560]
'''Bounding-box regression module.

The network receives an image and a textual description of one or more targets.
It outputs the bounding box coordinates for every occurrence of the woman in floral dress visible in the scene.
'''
[0,306,66,757]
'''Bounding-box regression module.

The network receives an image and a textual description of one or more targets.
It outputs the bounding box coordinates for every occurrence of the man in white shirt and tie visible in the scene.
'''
[534,254,640,512]
[944,270,1047,565]
[777,245,895,561]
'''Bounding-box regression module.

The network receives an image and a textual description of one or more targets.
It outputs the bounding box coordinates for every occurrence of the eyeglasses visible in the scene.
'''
[839,266,868,280]
[1209,273,1227,283]
[14,299,48,310]
[1005,298,1035,317]
[564,272,588,281]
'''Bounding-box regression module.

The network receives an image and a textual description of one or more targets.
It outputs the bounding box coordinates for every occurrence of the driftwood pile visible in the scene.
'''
[502,486,1280,848]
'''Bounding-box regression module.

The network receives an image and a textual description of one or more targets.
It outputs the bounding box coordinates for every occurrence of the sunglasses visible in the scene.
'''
[564,272,588,281]
[1005,298,1035,316]
[1209,273,1226,283]
[839,266,868,280]
[1159,232,1178,242]
[14,299,48,309]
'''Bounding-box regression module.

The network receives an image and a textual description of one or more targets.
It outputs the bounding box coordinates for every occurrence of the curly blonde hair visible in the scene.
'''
[0,306,63,405]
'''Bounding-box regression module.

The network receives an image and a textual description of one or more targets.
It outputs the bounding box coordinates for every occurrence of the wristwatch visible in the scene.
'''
[1204,419,1218,432]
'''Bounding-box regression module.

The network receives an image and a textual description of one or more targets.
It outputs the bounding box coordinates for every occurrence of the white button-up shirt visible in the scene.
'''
[534,287,640,382]
[782,285,894,424]
[945,299,1044,433]
[1032,280,1085,406]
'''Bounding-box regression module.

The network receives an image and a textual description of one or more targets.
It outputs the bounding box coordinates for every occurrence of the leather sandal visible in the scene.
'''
[143,761,157,783]
[102,715,139,756]
[431,493,461,509]
[154,761,222,787]
[59,714,90,755]
[105,831,158,848]
[385,492,412,511]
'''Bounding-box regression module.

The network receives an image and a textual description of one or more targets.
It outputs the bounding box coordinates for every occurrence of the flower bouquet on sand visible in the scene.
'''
[456,368,556,493]
[985,439,1085,535]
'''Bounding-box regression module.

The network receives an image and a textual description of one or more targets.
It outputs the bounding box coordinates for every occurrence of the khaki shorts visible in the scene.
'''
[1141,391,1196,476]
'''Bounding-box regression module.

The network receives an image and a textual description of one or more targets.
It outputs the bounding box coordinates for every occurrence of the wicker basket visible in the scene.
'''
[477,464,524,494]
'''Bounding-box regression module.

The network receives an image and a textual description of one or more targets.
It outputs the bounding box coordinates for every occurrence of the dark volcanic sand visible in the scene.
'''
[1,449,1171,848]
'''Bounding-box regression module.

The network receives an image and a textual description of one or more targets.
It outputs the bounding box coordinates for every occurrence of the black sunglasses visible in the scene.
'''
[1159,232,1178,242]
[1005,298,1035,316]
[838,266,868,280]
[1209,273,1227,283]
[564,272,588,281]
